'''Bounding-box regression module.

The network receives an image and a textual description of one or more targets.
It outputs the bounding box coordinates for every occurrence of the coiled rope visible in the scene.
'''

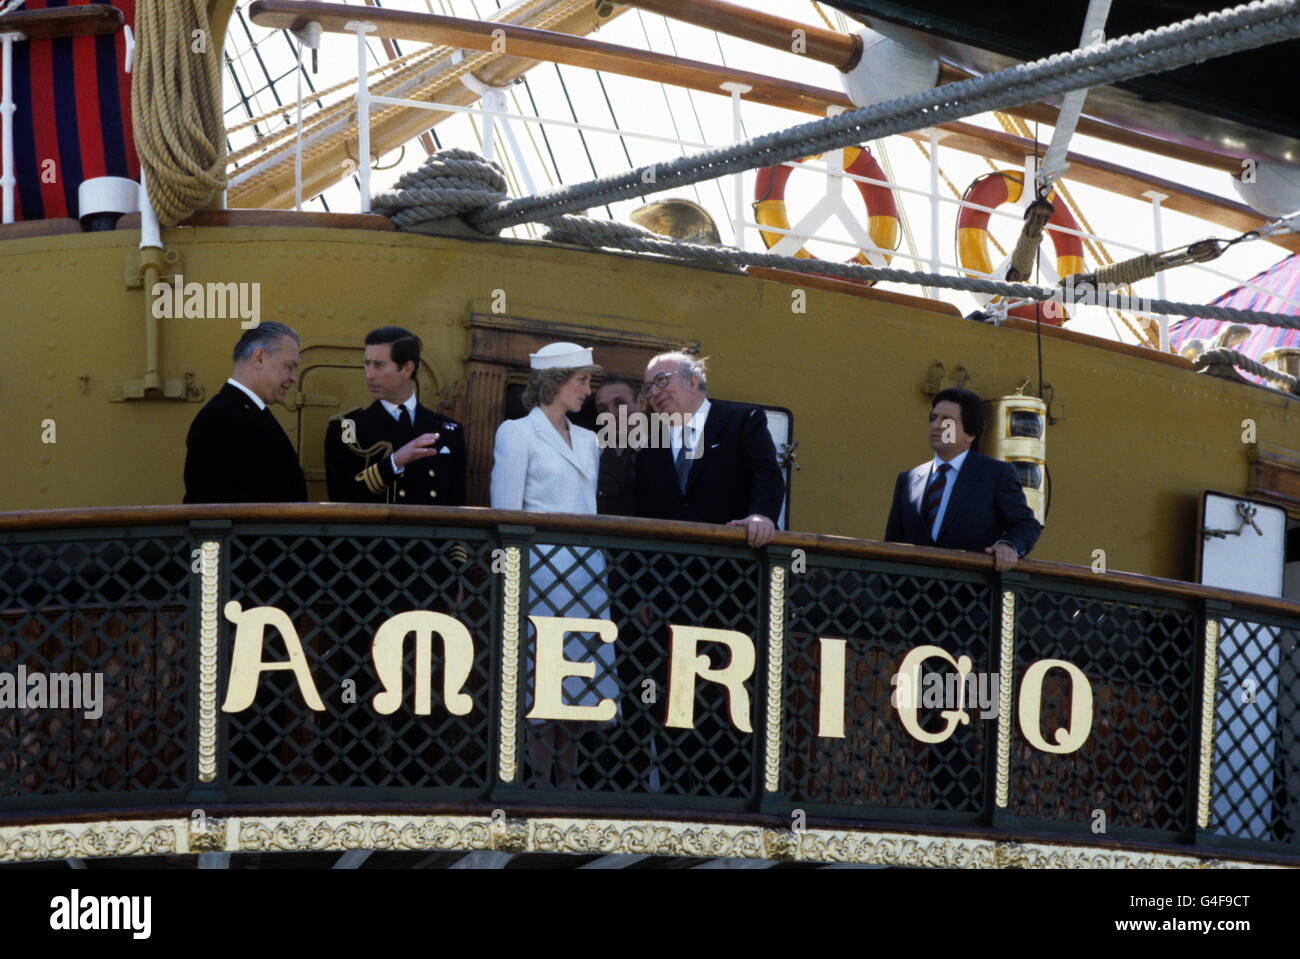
[132,0,227,227]
[470,0,1300,233]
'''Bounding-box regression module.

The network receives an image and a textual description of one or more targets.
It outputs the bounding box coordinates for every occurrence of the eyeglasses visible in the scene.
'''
[640,371,682,396]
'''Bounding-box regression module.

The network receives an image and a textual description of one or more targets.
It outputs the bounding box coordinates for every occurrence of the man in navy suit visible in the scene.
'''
[632,351,784,794]
[634,352,784,546]
[885,387,1040,569]
[183,322,307,503]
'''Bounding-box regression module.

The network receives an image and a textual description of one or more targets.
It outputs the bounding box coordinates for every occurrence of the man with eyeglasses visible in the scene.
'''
[631,350,784,795]
[634,351,783,546]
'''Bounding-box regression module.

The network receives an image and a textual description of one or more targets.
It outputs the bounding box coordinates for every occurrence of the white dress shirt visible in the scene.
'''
[927,448,969,541]
[669,397,710,462]
[380,393,418,474]
[227,377,266,411]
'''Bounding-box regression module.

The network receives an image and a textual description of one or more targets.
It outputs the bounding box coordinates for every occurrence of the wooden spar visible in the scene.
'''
[936,65,1242,175]
[0,3,123,40]
[229,1,621,210]
[241,0,1286,248]
[616,0,862,70]
[245,0,849,116]
[621,1,1246,173]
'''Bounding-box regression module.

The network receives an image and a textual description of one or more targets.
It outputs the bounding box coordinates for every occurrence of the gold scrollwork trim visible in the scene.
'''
[995,590,1015,808]
[763,565,787,793]
[0,821,179,861]
[498,546,522,783]
[1197,617,1221,830]
[0,815,1286,867]
[198,540,221,783]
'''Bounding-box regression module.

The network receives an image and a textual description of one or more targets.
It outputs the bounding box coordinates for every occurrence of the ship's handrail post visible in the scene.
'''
[345,20,378,214]
[1143,189,1172,351]
[719,81,751,249]
[0,29,22,225]
[291,22,322,212]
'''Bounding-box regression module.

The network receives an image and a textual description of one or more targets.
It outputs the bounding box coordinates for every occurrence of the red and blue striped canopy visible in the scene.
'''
[9,0,137,221]
[1170,253,1300,384]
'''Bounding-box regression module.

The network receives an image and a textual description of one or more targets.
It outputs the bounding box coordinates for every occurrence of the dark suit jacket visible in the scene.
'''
[183,383,307,504]
[324,400,467,506]
[884,450,1040,557]
[635,399,784,525]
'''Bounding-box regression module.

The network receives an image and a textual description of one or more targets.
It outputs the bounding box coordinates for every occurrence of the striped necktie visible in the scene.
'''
[923,463,950,536]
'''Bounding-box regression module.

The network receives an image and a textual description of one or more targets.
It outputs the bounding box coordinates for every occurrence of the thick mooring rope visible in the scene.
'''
[132,0,227,226]
[1195,348,1300,393]
[470,0,1300,232]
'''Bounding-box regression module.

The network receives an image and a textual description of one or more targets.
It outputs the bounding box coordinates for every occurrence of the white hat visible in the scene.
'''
[529,342,594,370]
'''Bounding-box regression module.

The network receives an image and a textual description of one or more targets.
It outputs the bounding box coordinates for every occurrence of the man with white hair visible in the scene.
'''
[635,351,783,546]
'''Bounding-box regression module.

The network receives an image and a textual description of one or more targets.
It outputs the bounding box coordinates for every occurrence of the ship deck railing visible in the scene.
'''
[1,505,1297,867]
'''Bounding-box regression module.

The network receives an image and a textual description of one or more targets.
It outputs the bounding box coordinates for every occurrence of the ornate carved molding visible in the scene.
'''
[3,815,1282,867]
[0,822,179,861]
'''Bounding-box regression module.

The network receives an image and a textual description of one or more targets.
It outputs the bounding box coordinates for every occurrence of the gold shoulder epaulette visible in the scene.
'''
[329,407,364,424]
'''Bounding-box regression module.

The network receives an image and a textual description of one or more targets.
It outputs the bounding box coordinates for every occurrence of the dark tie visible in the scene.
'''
[923,463,950,536]
[675,442,691,493]
[396,406,412,440]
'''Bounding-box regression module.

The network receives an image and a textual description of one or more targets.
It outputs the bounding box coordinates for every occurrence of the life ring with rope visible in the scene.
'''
[956,171,1085,323]
[754,147,900,283]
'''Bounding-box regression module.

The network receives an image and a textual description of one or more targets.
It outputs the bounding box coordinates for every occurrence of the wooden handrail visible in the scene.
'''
[619,0,862,70]
[246,0,852,117]
[0,4,122,40]
[2,504,1297,619]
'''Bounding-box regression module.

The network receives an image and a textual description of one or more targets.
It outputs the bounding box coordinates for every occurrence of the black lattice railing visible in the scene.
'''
[781,562,994,817]
[1,511,1298,862]
[1010,587,1197,835]
[223,528,496,792]
[1207,614,1300,845]
[0,531,191,804]
[517,539,764,800]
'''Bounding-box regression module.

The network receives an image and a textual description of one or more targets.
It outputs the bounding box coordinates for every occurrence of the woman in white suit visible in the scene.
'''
[490,342,615,786]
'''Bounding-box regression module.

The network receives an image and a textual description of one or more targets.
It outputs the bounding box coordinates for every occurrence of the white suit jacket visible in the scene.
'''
[490,406,599,513]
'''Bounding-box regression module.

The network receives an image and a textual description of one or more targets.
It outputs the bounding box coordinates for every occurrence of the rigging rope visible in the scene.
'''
[471,0,1300,233]
[133,0,227,226]
[1194,348,1300,394]
[375,150,1300,333]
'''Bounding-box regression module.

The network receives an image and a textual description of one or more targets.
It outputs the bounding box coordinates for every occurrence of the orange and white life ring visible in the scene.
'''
[956,171,1085,323]
[754,147,900,278]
